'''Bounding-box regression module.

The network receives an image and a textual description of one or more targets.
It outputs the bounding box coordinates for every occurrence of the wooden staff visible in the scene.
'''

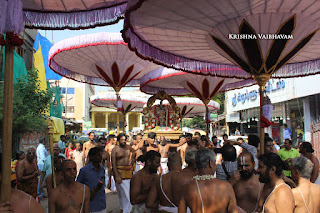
[1,38,14,202]
[116,90,120,134]
[48,120,56,188]
[254,74,271,155]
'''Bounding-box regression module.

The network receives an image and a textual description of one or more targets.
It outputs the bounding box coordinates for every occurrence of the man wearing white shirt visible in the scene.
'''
[36,139,48,198]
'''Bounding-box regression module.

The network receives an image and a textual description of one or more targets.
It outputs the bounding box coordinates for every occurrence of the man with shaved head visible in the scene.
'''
[291,156,320,213]
[178,149,237,213]
[49,160,90,213]
[146,152,182,211]
[229,152,262,213]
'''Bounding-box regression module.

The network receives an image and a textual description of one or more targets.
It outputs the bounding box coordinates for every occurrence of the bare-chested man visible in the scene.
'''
[0,153,44,213]
[229,152,262,213]
[299,142,320,184]
[16,148,40,199]
[179,149,238,213]
[256,153,295,213]
[130,150,161,212]
[82,131,98,164]
[112,133,137,213]
[105,134,116,156]
[46,155,65,197]
[291,156,320,213]
[158,136,187,174]
[49,160,90,213]
[142,132,159,154]
[146,152,182,212]
[177,134,193,167]
[133,133,144,174]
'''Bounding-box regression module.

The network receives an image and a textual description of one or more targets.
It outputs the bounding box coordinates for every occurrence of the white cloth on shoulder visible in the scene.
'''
[133,203,152,213]
[161,157,169,174]
[115,179,132,213]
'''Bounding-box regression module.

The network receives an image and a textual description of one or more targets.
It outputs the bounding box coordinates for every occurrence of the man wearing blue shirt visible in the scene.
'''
[58,135,67,151]
[77,147,106,212]
[283,123,292,140]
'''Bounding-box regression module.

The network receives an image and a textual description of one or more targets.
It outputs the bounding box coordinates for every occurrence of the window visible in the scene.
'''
[67,106,74,113]
[61,87,75,94]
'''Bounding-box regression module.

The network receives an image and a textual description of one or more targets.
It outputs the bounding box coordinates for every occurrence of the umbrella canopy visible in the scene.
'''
[0,0,127,34]
[123,0,320,78]
[141,68,254,102]
[153,98,220,118]
[141,67,253,134]
[49,32,160,87]
[0,0,127,203]
[90,93,146,113]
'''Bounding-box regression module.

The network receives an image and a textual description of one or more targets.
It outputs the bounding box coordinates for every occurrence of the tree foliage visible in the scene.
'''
[182,116,206,129]
[0,68,53,138]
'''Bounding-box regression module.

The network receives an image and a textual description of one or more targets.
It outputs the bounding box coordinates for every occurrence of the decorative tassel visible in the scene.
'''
[7,31,24,46]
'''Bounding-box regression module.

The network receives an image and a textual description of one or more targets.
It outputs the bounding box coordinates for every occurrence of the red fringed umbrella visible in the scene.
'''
[141,68,253,134]
[90,93,147,132]
[49,32,160,133]
[0,0,128,202]
[123,0,320,153]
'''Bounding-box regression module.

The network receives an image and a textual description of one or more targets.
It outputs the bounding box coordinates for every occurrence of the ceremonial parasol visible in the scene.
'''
[0,0,129,202]
[123,0,320,153]
[49,32,159,133]
[141,68,253,135]
[90,93,146,132]
[153,97,220,118]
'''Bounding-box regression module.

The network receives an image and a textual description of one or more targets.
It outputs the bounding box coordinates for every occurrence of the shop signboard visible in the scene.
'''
[226,79,293,113]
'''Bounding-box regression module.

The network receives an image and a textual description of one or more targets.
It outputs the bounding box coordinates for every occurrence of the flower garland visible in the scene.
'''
[145,112,155,129]
[192,175,215,180]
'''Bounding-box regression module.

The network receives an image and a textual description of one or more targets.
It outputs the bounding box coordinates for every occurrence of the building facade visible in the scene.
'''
[56,78,95,124]
[90,88,145,133]
[225,75,320,146]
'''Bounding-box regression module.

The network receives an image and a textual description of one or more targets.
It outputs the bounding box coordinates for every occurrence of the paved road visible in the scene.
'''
[40,189,121,213]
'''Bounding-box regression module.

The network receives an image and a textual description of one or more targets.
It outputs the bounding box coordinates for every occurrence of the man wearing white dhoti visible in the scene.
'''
[111,133,138,213]
[158,136,187,174]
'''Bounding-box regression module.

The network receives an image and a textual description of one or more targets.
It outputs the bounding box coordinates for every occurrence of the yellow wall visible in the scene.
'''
[129,113,139,130]
[95,113,106,128]
[74,87,83,121]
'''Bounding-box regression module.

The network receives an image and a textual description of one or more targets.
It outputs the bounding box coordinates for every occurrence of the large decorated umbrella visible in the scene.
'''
[153,97,220,118]
[141,67,253,134]
[123,0,320,153]
[0,0,129,202]
[49,32,159,132]
[90,93,146,132]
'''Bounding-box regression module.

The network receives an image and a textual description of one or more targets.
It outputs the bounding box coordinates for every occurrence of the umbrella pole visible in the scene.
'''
[254,74,270,155]
[123,112,126,133]
[116,91,120,134]
[1,40,14,202]
[205,104,209,136]
[48,121,56,188]
[259,86,265,154]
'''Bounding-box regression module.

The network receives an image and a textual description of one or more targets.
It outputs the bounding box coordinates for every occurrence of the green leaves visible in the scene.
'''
[0,68,53,136]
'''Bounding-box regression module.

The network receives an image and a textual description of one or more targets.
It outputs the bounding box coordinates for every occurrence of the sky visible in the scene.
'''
[39,20,124,93]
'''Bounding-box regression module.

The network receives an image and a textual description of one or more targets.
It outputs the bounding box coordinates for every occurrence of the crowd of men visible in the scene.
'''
[3,130,320,212]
